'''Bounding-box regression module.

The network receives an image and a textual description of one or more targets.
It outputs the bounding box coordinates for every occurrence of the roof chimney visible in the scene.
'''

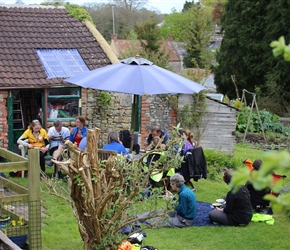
[111,34,118,41]
[168,34,173,41]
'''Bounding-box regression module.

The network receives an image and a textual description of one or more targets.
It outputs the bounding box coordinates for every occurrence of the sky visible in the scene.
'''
[0,0,187,14]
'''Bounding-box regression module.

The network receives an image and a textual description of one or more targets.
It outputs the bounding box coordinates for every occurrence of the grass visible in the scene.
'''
[6,143,290,250]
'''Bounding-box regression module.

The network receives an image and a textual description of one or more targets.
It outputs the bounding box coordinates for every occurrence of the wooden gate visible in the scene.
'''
[0,148,41,249]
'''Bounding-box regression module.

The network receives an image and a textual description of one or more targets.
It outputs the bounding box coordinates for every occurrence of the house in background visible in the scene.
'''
[110,34,183,73]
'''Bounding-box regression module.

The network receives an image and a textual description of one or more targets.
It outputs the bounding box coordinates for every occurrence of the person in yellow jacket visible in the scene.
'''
[17,119,50,174]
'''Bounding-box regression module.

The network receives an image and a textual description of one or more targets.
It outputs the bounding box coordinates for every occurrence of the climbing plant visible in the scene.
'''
[168,91,207,146]
[168,68,209,145]
[96,91,113,116]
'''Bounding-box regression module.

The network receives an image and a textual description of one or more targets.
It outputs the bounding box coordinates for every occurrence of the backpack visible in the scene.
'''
[119,130,131,148]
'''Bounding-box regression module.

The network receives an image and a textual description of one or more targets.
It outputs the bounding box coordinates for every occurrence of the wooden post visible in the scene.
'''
[28,148,42,250]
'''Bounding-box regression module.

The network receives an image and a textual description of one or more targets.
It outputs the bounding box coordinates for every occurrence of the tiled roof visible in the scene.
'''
[0,5,112,88]
[111,35,181,62]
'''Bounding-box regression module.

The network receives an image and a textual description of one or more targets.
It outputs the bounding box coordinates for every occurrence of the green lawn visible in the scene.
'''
[7,144,290,250]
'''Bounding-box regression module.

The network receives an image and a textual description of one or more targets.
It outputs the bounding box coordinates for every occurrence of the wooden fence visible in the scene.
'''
[0,148,41,249]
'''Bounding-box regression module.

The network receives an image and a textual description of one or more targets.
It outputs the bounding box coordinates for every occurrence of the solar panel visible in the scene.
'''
[36,49,89,78]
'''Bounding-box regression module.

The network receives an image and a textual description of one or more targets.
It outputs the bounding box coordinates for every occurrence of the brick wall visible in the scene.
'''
[0,91,8,148]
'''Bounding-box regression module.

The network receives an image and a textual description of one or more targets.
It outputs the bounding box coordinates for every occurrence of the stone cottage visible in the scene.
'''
[0,5,133,151]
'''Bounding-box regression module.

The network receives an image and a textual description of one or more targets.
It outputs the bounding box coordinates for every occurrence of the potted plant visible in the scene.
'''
[0,214,10,229]
[2,216,28,248]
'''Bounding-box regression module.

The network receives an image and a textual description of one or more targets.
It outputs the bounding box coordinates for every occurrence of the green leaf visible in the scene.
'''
[283,45,290,61]
[270,40,280,48]
[273,47,285,57]
[278,36,286,46]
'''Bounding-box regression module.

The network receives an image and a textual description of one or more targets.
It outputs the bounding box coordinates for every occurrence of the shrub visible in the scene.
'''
[204,149,241,181]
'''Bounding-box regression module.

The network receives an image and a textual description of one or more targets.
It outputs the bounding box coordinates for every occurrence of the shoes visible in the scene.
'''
[57,171,68,182]
[47,161,54,167]
[57,171,64,179]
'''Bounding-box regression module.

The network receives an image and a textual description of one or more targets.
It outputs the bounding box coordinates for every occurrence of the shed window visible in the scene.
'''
[36,49,89,78]
[47,88,81,121]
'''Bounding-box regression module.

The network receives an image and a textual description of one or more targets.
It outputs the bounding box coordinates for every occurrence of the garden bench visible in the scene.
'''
[97,149,117,161]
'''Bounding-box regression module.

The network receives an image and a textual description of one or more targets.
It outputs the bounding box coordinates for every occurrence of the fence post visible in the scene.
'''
[27,148,42,249]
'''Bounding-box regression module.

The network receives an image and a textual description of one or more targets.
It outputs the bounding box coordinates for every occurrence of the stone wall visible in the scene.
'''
[140,95,177,149]
[85,89,132,148]
[84,91,177,150]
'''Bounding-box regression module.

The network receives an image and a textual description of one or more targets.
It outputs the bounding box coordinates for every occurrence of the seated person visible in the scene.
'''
[17,119,49,174]
[119,129,140,154]
[209,170,252,226]
[138,173,197,228]
[69,116,87,147]
[103,131,130,159]
[47,120,70,179]
[181,129,196,156]
[145,126,169,147]
[246,159,271,211]
[146,136,165,168]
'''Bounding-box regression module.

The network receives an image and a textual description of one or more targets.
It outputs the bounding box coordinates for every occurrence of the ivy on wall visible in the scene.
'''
[96,91,113,117]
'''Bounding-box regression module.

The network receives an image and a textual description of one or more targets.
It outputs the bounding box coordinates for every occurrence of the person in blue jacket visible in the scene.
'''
[138,173,197,228]
[103,130,128,155]
[165,173,197,227]
[69,116,87,147]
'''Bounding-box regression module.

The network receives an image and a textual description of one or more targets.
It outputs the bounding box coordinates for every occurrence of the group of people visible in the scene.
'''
[142,159,271,228]
[17,116,87,179]
[16,116,135,178]
[209,159,272,226]
[17,119,269,228]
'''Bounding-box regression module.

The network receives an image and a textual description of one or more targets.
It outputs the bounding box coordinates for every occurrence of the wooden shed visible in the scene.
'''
[178,95,238,155]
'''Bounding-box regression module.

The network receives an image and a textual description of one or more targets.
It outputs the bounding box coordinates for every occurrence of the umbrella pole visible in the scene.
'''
[130,95,137,152]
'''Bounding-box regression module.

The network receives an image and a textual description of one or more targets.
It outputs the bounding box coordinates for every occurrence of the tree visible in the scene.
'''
[43,128,183,249]
[212,0,290,115]
[160,11,188,41]
[134,21,170,68]
[182,0,195,12]
[212,1,267,95]
[109,0,148,11]
[182,3,213,68]
[201,0,228,8]
[84,3,162,40]
[135,21,162,52]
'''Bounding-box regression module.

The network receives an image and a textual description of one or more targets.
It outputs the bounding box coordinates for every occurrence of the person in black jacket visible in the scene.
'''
[246,160,271,212]
[209,170,252,226]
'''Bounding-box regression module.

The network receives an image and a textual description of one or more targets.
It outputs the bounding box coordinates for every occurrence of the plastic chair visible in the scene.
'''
[18,140,53,177]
